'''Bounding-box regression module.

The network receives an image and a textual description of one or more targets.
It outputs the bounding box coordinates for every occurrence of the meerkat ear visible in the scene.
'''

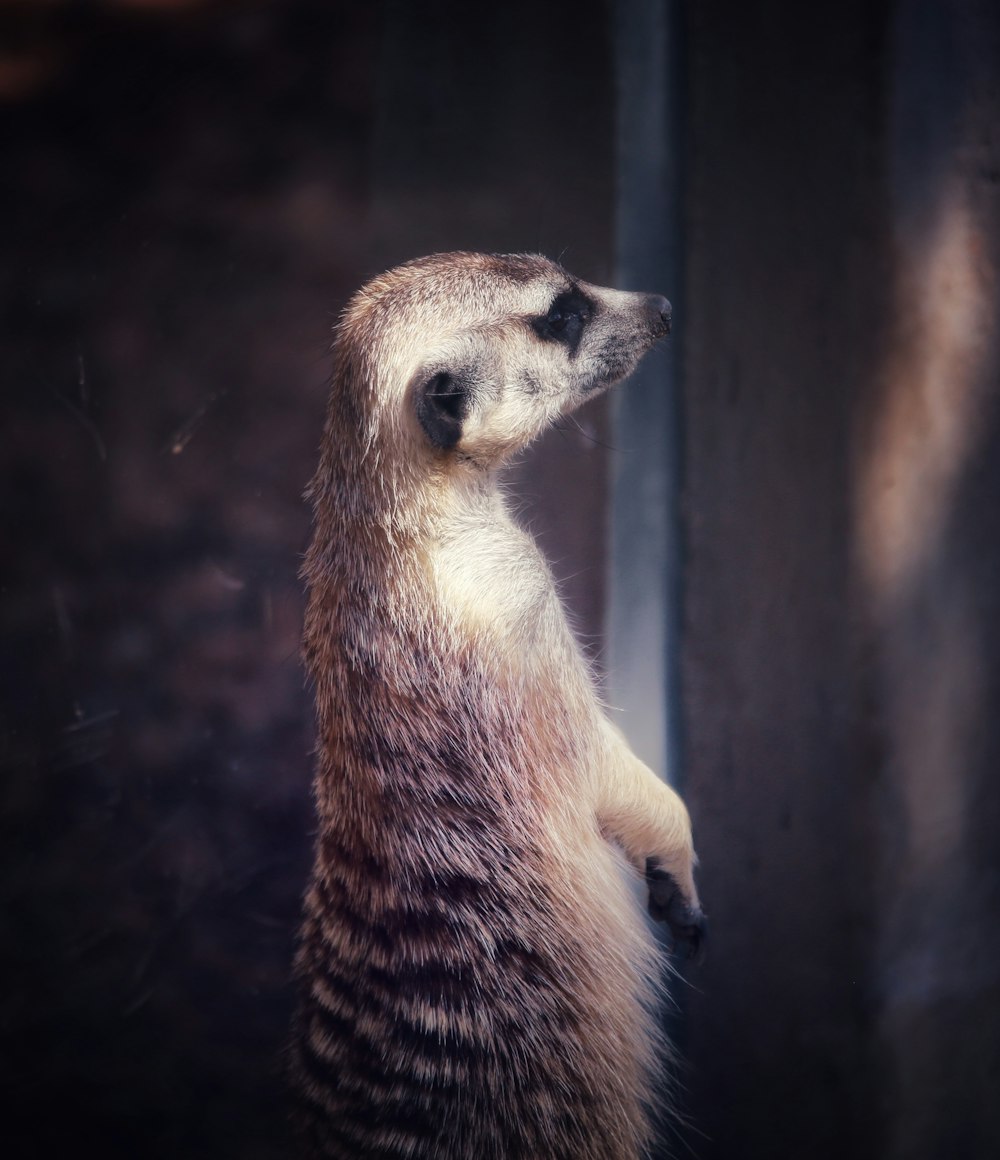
[414,369,469,451]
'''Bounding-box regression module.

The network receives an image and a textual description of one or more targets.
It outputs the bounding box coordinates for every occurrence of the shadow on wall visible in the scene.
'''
[678,3,1000,1159]
[857,43,1000,1152]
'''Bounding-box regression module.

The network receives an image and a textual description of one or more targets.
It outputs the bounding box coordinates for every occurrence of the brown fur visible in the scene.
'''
[291,253,702,1159]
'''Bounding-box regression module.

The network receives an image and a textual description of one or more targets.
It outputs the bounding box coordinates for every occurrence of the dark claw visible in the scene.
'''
[645,859,707,964]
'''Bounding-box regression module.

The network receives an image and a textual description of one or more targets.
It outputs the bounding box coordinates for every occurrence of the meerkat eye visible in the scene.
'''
[532,287,593,351]
[546,306,570,334]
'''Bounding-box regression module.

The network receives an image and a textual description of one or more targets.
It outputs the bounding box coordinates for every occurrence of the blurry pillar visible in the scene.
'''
[607,0,685,781]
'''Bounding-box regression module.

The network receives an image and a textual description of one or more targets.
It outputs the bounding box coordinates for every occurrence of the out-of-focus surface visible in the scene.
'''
[682,2,1000,1158]
[1,4,377,1155]
[0,1,613,1156]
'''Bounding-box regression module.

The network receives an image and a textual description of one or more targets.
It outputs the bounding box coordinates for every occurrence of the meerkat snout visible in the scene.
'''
[645,294,672,337]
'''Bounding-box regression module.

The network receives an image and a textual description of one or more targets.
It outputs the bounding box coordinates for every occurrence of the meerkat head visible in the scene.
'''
[336,252,671,473]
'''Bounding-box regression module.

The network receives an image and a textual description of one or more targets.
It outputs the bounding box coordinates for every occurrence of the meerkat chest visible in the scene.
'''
[428,503,565,655]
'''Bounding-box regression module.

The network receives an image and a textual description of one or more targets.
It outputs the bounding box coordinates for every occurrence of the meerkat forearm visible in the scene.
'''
[597,748,696,887]
[594,721,703,953]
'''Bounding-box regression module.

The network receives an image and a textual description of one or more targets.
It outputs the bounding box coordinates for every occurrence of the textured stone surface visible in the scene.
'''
[681,3,1000,1158]
[0,2,613,1156]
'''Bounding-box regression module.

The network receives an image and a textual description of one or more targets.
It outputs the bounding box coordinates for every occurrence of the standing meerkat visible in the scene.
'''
[292,251,704,1160]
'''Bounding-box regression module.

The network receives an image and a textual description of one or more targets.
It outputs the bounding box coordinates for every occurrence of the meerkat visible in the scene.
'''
[291,251,704,1160]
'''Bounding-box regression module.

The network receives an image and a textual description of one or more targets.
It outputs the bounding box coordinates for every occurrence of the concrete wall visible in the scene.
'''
[679,2,1000,1157]
[868,4,1000,1155]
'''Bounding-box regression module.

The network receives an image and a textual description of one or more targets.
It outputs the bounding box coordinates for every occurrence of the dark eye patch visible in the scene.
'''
[531,287,594,353]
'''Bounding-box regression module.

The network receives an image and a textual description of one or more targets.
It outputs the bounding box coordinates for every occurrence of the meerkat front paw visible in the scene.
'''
[645,858,707,962]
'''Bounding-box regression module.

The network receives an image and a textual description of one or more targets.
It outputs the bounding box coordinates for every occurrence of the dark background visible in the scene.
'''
[1,2,998,1159]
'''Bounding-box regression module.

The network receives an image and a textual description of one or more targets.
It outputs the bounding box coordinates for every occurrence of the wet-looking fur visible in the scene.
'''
[292,252,703,1159]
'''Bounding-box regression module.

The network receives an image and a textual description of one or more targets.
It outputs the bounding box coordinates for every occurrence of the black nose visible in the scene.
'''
[646,294,672,337]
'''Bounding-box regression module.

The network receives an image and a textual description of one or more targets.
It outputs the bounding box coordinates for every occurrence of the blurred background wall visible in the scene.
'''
[1,2,997,1159]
